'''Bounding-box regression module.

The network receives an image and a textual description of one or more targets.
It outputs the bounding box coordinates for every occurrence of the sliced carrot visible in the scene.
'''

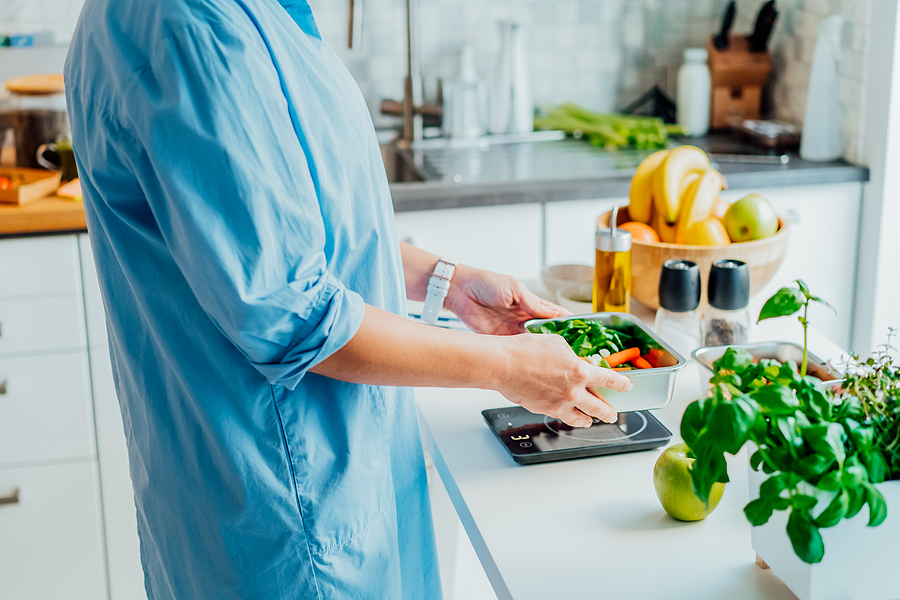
[605,347,641,368]
[642,353,657,368]
[613,366,633,371]
[630,356,653,369]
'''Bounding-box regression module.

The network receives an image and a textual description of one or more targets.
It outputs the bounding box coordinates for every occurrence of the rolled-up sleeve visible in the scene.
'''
[121,21,364,389]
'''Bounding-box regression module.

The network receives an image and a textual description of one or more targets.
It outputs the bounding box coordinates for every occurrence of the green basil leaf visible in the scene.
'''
[744,497,775,526]
[817,472,841,492]
[753,384,801,415]
[786,509,825,564]
[866,451,889,484]
[802,423,846,467]
[707,396,758,455]
[845,420,874,452]
[680,399,709,448]
[842,456,869,487]
[864,484,888,527]
[538,322,557,334]
[689,451,729,504]
[759,287,806,322]
[791,494,818,511]
[809,295,836,313]
[759,473,789,498]
[750,449,765,471]
[796,279,810,296]
[846,484,867,519]
[815,490,848,528]
[713,347,754,374]
[795,453,834,477]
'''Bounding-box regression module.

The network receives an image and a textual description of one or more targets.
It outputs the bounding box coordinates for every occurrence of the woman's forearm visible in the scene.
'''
[399,241,440,302]
[310,305,631,427]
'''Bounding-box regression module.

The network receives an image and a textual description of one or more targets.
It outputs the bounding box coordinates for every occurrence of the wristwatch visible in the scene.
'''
[421,259,457,326]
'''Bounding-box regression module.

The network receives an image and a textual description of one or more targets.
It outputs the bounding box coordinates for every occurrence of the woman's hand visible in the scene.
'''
[445,264,569,335]
[493,333,632,427]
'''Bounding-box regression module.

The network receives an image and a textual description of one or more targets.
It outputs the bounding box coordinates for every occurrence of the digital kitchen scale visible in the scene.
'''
[483,406,672,465]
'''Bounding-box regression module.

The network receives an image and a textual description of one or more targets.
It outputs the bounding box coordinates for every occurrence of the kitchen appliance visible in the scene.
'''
[482,406,672,465]
[524,313,686,412]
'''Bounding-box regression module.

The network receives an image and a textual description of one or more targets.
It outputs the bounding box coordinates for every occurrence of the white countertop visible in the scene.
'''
[415,307,846,600]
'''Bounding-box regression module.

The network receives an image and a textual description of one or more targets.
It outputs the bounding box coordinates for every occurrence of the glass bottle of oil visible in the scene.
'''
[594,208,632,313]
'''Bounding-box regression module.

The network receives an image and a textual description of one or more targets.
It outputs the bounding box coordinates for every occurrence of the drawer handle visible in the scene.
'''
[0,488,19,506]
[0,379,6,395]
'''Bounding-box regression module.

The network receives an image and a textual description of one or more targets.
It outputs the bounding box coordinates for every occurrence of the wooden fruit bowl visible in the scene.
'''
[598,208,790,311]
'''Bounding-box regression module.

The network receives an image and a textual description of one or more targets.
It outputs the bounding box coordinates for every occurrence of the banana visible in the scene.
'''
[675,169,723,243]
[651,146,710,225]
[652,206,678,243]
[628,150,669,224]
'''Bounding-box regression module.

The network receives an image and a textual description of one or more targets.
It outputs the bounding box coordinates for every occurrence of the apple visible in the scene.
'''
[653,443,725,521]
[722,194,779,242]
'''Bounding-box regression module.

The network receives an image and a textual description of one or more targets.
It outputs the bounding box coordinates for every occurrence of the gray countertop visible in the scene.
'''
[389,133,869,212]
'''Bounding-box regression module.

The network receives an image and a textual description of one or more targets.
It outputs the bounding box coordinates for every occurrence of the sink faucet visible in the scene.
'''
[380,0,441,144]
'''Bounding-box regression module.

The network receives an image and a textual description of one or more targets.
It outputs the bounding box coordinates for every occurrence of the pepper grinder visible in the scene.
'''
[703,259,751,346]
[654,259,702,357]
[594,206,632,313]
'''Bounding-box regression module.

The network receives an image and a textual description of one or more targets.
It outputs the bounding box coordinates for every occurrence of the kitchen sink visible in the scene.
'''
[380,143,423,183]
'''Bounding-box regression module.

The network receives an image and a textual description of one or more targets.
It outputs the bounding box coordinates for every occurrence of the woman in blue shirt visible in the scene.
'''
[65,0,630,598]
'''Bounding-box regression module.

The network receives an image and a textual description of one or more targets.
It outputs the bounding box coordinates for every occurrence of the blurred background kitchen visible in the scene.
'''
[2,1,899,600]
[0,0,869,159]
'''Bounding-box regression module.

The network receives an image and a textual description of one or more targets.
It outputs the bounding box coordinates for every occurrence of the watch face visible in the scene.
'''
[483,406,672,462]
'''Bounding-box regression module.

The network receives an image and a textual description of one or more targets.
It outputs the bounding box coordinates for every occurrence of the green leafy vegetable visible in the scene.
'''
[683,284,898,565]
[529,317,659,361]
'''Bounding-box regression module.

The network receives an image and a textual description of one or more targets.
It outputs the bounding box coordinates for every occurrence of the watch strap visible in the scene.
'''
[421,259,457,325]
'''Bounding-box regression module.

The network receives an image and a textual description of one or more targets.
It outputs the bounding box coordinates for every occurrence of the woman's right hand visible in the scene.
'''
[493,333,633,428]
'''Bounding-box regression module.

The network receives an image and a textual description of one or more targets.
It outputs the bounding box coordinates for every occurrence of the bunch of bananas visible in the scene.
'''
[628,146,731,246]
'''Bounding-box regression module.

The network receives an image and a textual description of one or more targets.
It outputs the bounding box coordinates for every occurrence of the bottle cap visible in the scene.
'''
[658,259,701,312]
[708,259,750,310]
[597,205,632,252]
[683,48,708,63]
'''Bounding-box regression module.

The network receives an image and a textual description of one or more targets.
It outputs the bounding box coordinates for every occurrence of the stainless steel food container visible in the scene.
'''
[692,342,841,391]
[524,312,687,412]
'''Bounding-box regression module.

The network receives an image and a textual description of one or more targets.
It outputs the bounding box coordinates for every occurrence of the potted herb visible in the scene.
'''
[682,281,900,600]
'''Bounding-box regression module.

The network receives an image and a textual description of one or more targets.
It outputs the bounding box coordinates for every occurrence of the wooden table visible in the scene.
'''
[0,196,86,236]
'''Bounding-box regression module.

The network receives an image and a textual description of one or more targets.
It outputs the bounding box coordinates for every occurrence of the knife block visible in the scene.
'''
[707,35,772,129]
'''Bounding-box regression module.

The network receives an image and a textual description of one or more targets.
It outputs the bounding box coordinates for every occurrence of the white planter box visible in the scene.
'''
[749,469,900,600]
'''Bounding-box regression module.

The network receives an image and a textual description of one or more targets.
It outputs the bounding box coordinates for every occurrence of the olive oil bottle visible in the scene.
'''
[594,208,632,313]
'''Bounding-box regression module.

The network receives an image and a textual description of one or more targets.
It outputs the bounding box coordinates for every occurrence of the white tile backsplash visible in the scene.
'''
[0,0,871,162]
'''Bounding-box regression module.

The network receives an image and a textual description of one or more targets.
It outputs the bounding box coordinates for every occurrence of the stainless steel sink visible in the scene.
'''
[380,143,423,183]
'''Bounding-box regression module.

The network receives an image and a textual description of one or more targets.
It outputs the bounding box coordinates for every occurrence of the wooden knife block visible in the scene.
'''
[707,35,772,129]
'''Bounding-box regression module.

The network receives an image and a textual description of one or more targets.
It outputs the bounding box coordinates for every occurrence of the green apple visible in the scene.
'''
[722,194,779,242]
[653,443,725,521]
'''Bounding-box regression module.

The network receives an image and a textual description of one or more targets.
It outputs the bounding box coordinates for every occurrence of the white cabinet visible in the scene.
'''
[394,203,543,281]
[0,234,108,600]
[722,182,862,349]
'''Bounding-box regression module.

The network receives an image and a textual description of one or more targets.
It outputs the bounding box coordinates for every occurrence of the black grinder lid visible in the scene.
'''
[708,259,750,310]
[658,259,701,312]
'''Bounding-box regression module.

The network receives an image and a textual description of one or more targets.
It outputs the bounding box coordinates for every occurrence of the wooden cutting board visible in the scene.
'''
[0,195,86,236]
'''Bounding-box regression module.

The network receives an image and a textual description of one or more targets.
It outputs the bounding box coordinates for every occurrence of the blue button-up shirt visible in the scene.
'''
[65,0,440,597]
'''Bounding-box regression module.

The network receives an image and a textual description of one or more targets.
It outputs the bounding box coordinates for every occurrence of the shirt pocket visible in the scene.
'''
[275,377,392,554]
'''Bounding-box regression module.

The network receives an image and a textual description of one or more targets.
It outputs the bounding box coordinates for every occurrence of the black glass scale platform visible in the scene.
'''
[483,406,672,465]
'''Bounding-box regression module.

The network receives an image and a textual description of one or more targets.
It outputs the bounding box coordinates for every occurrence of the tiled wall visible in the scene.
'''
[0,0,870,162]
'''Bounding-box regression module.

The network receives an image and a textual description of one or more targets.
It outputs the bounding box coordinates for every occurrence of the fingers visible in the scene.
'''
[559,406,594,428]
[585,364,633,392]
[576,389,618,424]
[516,282,571,318]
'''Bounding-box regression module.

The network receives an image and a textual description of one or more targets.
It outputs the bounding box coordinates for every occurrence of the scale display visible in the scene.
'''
[483,406,672,465]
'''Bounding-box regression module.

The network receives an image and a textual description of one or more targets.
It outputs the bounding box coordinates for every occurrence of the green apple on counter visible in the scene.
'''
[722,193,779,242]
[653,443,725,521]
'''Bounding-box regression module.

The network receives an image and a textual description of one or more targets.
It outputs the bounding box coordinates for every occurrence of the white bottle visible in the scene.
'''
[676,48,711,137]
[490,21,533,135]
[800,15,844,162]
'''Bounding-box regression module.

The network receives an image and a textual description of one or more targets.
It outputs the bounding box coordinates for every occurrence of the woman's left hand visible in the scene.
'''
[444,264,570,335]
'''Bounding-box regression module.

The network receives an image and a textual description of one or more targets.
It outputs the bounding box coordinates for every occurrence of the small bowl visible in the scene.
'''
[541,264,593,296]
[555,283,594,314]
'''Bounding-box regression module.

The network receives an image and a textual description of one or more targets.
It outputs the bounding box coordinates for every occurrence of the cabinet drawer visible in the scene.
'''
[0,295,86,356]
[0,235,81,298]
[0,461,108,600]
[0,352,95,466]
